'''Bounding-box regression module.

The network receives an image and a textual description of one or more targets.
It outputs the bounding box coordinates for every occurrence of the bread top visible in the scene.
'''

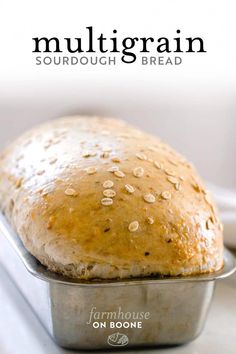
[0,116,223,279]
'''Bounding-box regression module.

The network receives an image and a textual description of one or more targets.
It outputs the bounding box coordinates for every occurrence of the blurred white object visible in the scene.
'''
[220,212,236,249]
[208,183,236,248]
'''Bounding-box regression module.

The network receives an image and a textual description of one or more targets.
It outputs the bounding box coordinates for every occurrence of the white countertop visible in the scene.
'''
[0,261,236,354]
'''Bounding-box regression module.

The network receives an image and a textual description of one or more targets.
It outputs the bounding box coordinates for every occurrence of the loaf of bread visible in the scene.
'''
[0,116,223,279]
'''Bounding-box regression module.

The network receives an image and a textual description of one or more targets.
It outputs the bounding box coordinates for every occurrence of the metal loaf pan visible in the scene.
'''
[0,213,235,350]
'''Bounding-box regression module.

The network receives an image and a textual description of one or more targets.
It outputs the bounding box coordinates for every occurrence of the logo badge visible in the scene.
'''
[107,332,129,347]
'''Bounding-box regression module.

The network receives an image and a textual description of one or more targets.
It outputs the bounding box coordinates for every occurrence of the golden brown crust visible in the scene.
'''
[0,116,224,279]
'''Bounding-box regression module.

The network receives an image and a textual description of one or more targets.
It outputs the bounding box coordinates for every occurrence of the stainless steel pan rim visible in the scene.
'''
[0,213,235,287]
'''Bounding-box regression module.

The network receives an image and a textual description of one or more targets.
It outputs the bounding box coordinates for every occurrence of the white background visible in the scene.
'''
[0,0,236,188]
